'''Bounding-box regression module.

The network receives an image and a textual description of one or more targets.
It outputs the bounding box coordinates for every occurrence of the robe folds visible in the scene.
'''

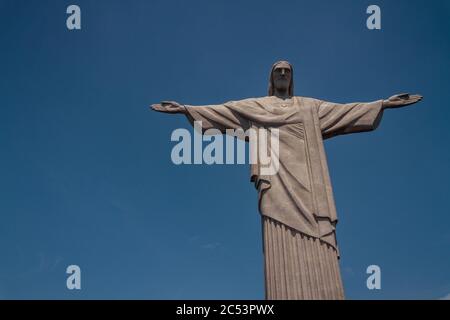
[185,96,384,252]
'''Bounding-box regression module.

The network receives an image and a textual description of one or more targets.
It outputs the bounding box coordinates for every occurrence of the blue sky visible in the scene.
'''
[0,0,449,299]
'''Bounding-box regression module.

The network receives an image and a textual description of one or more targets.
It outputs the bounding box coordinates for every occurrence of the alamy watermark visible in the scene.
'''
[366,265,381,290]
[66,5,81,30]
[66,265,81,290]
[367,5,381,30]
[170,121,280,176]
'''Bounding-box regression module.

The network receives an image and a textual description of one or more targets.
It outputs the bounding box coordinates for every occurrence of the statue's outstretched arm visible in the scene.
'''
[318,93,423,140]
[151,100,250,134]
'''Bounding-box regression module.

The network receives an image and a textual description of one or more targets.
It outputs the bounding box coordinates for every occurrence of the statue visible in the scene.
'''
[150,61,422,300]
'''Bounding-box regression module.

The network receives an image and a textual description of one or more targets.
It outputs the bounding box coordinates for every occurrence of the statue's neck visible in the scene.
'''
[273,88,291,100]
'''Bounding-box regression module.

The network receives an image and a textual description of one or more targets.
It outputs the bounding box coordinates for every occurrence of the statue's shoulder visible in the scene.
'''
[225,96,270,106]
[244,96,271,103]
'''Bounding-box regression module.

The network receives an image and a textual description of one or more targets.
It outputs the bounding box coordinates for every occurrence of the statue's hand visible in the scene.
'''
[383,93,423,109]
[150,101,186,114]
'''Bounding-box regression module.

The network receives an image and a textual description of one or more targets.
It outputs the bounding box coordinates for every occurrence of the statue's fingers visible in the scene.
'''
[389,94,399,100]
[162,100,178,106]
[405,96,422,104]
[151,104,165,111]
[403,99,421,106]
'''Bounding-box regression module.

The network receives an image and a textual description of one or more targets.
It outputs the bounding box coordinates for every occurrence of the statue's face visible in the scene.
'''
[272,65,292,92]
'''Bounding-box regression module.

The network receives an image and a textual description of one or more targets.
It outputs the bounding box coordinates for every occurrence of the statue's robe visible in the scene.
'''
[184,96,384,299]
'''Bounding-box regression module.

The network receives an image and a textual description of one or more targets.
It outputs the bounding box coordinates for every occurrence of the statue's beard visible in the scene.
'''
[274,81,290,92]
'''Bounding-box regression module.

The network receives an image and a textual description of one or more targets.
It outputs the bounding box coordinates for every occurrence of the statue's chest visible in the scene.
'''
[254,100,311,128]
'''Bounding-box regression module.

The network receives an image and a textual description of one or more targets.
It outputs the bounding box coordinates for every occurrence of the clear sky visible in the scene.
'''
[0,0,449,299]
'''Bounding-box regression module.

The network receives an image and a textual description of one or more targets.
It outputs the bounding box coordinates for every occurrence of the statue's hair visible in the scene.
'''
[268,60,294,97]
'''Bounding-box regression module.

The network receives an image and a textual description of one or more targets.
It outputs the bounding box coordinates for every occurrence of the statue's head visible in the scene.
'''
[268,60,294,97]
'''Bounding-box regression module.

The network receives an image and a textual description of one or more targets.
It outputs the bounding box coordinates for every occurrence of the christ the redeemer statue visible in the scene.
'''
[150,61,422,300]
